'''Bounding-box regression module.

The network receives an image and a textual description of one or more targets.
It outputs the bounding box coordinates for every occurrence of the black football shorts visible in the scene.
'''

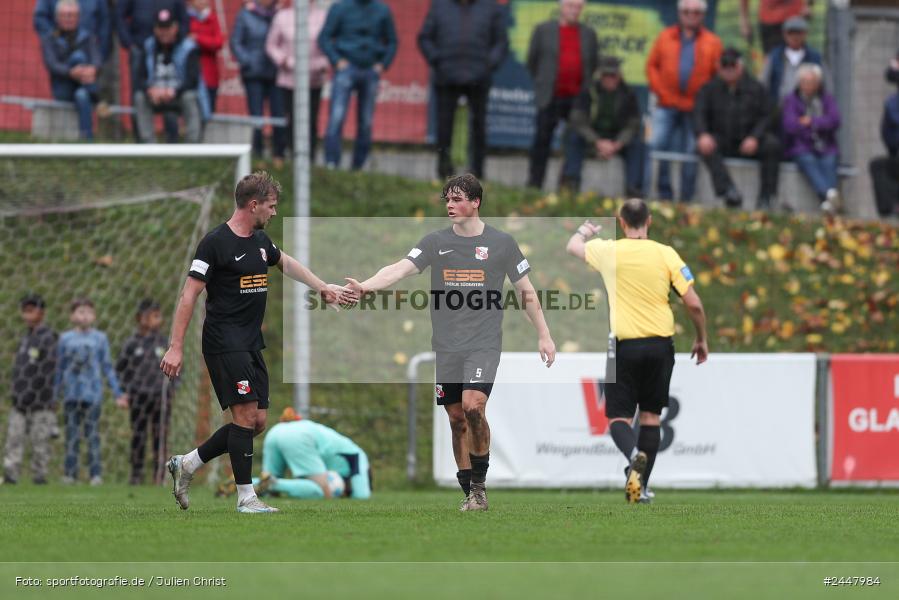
[204,350,270,411]
[434,349,500,405]
[604,337,674,419]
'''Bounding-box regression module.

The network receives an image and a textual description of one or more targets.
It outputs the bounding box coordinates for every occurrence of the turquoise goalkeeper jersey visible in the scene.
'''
[262,420,364,478]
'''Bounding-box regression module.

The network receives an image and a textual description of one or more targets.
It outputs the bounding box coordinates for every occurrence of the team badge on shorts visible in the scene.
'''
[236,380,251,395]
[435,384,445,399]
[259,248,267,263]
[475,246,489,260]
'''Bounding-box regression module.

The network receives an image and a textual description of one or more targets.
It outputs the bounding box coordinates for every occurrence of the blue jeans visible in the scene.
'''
[50,79,97,140]
[793,152,838,200]
[64,401,102,478]
[243,77,286,158]
[650,107,697,201]
[324,65,380,169]
[619,138,647,196]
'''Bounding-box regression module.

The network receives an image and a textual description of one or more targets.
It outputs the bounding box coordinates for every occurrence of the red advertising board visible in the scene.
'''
[830,355,899,482]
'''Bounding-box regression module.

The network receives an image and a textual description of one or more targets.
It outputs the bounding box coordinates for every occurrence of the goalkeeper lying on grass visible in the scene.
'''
[218,408,372,499]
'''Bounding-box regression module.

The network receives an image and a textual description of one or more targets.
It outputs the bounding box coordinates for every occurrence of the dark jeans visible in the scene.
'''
[869,155,899,216]
[243,77,286,158]
[650,107,697,201]
[325,65,380,169]
[207,86,218,113]
[528,96,585,189]
[434,83,489,180]
[129,392,171,484]
[614,138,648,197]
[64,401,101,479]
[701,133,781,199]
[50,79,97,140]
[280,86,323,161]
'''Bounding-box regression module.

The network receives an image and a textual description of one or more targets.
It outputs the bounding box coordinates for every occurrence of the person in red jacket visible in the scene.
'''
[646,0,722,202]
[187,0,223,111]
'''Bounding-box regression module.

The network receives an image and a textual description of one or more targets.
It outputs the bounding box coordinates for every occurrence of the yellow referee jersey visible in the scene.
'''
[584,238,694,340]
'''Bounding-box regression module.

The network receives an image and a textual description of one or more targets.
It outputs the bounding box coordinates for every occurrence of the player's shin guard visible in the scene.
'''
[637,425,661,487]
[228,424,255,485]
[609,420,637,460]
[469,453,489,488]
[456,469,472,496]
[197,423,232,464]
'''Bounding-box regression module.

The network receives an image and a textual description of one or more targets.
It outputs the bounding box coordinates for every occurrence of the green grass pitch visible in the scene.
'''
[2,483,897,599]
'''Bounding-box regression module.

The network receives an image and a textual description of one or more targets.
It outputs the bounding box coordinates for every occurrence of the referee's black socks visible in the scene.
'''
[456,469,472,496]
[609,421,637,460]
[469,453,489,489]
[197,423,231,463]
[228,424,255,485]
[637,425,661,487]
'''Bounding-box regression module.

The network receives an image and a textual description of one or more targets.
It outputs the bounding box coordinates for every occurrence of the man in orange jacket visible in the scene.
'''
[646,0,722,202]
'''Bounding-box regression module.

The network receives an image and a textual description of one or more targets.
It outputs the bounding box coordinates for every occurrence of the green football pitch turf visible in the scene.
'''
[1,484,897,599]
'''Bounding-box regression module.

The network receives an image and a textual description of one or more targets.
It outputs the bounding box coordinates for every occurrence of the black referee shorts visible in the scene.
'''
[604,337,674,419]
[204,351,270,411]
[434,349,500,405]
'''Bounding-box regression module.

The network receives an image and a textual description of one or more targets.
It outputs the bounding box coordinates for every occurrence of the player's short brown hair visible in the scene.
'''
[441,173,484,208]
[235,171,282,208]
[619,198,650,229]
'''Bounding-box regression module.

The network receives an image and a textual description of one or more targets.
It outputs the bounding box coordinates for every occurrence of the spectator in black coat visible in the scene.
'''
[694,48,781,209]
[418,0,508,180]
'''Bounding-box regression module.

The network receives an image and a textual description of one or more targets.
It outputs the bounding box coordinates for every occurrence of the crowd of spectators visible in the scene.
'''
[30,0,898,215]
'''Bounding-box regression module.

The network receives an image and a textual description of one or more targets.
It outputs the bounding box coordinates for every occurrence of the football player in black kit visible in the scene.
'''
[346,174,556,511]
[160,172,351,513]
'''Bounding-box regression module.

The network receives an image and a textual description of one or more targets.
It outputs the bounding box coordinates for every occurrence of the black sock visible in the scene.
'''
[456,469,472,496]
[637,425,661,487]
[609,421,637,461]
[469,453,489,487]
[227,424,255,485]
[197,424,231,463]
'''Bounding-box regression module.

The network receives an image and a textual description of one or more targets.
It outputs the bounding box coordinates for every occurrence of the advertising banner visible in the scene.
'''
[434,352,817,488]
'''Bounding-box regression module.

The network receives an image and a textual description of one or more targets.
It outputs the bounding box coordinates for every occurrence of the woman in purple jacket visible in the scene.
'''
[782,63,842,213]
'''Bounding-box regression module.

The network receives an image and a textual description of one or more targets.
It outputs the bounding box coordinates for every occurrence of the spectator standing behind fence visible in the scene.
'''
[782,63,841,214]
[694,48,781,210]
[187,0,223,112]
[525,0,596,191]
[56,298,127,486]
[2,295,57,486]
[418,0,508,180]
[646,0,722,202]
[319,0,398,170]
[569,56,645,198]
[117,1,189,142]
[739,0,810,55]
[116,300,173,485]
[38,0,102,141]
[266,0,330,161]
[869,85,899,218]
[761,17,823,105]
[232,1,286,166]
[34,0,111,60]
[133,10,209,143]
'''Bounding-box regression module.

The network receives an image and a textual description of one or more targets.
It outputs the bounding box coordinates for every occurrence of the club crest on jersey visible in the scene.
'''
[435,384,445,399]
[475,246,489,261]
[259,248,267,263]
[236,380,251,395]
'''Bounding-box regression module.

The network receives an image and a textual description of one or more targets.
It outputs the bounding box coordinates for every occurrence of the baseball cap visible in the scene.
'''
[720,47,742,67]
[783,16,808,32]
[598,55,622,75]
[155,9,176,27]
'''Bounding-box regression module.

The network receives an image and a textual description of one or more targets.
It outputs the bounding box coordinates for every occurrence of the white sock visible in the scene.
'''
[182,449,204,475]
[237,484,256,504]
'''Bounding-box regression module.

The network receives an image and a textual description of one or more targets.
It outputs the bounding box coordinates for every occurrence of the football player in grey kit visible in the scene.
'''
[346,174,556,511]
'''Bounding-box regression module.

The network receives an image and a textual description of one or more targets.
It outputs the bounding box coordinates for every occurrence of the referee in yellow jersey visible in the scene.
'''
[567,198,708,504]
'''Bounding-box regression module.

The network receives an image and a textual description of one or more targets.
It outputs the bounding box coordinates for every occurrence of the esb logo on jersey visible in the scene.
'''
[236,380,251,395]
[475,247,488,260]
[435,384,445,399]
